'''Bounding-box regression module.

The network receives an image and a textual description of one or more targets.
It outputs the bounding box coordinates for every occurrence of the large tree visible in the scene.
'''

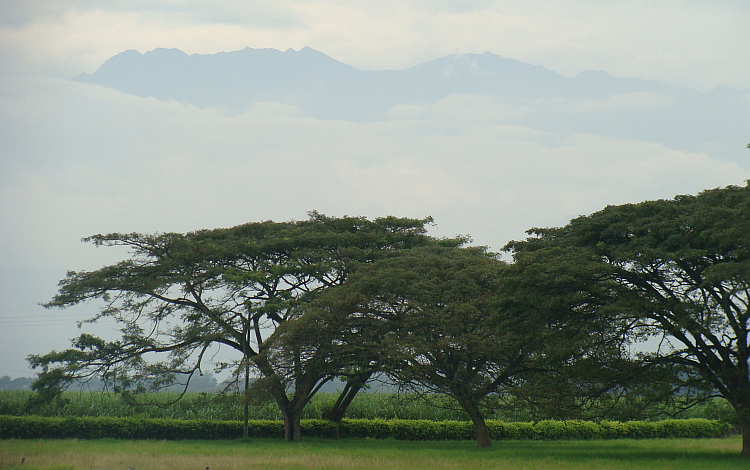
[30,213,442,441]
[502,240,681,422]
[506,182,750,456]
[328,245,592,447]
[260,283,390,436]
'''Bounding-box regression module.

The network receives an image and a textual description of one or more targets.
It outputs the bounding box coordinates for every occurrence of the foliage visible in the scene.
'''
[26,184,750,454]
[0,376,33,391]
[0,414,731,441]
[328,244,610,447]
[29,213,448,440]
[0,390,739,424]
[0,390,473,421]
[505,182,750,456]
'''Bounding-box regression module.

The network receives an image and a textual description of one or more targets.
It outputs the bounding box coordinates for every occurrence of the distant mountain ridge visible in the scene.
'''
[74,47,749,159]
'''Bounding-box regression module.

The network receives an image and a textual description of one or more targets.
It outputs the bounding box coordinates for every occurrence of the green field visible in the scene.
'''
[0,437,746,470]
[0,390,738,423]
[0,390,472,421]
[3,390,744,468]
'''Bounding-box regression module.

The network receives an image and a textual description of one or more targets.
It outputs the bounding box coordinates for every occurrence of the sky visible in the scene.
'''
[1,0,749,379]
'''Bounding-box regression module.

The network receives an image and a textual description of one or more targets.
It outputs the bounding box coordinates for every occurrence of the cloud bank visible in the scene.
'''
[1,1,748,377]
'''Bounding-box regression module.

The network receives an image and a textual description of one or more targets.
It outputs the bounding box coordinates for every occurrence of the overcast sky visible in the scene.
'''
[1,0,749,379]
[3,0,750,90]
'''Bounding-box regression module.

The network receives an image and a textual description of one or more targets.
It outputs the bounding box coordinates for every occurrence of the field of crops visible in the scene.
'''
[0,390,738,423]
[0,390,471,421]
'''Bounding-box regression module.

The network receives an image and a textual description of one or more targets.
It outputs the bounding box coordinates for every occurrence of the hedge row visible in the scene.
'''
[0,416,730,441]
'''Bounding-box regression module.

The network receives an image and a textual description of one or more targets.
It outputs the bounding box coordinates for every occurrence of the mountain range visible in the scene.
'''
[74,47,749,160]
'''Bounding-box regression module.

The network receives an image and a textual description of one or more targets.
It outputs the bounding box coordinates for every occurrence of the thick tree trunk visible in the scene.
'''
[252,355,305,441]
[280,404,303,441]
[293,411,302,441]
[263,374,302,441]
[251,352,325,442]
[274,386,309,441]
[731,391,750,457]
[461,401,491,448]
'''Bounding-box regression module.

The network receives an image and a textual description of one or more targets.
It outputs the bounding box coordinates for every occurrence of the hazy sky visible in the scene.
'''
[2,0,749,90]
[1,0,749,378]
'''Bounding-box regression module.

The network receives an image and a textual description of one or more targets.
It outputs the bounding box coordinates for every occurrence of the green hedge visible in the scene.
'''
[0,415,730,441]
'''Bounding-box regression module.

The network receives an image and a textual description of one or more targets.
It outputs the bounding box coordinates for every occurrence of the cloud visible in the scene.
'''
[2,77,746,249]
[543,92,675,114]
[0,1,301,28]
[333,157,481,213]
[2,0,749,380]
[0,0,71,27]
[0,3,303,79]
[387,94,537,122]
[1,1,748,92]
[2,75,749,377]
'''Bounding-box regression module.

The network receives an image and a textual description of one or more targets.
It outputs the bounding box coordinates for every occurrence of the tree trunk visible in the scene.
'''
[461,401,491,448]
[264,376,302,441]
[293,410,302,441]
[322,379,366,438]
[275,387,309,441]
[252,355,304,441]
[732,392,750,457]
[279,403,303,441]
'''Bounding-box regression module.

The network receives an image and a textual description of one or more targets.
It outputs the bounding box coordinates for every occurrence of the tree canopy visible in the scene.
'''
[506,182,750,456]
[29,182,750,456]
[31,212,451,440]
[323,244,600,447]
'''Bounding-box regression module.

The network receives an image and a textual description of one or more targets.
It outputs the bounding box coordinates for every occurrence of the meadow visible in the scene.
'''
[0,436,747,470]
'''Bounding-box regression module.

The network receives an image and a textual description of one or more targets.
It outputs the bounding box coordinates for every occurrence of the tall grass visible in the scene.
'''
[0,390,737,423]
[0,390,469,421]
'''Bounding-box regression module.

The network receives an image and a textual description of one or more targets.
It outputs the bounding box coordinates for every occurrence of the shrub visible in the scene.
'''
[0,416,731,441]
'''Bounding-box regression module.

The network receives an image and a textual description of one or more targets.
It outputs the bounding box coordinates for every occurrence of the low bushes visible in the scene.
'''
[0,415,731,441]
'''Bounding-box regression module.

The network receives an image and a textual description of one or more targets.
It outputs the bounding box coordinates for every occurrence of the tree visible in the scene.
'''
[30,213,440,441]
[504,241,694,422]
[260,284,388,436]
[506,182,750,456]
[332,245,587,447]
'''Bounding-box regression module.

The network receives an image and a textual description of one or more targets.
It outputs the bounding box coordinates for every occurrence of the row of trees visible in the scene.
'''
[29,184,750,455]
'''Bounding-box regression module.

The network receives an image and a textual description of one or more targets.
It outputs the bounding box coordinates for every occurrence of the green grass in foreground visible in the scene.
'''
[0,437,745,470]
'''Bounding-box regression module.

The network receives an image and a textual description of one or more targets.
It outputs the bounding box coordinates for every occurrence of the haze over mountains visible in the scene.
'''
[74,46,749,160]
[2,42,747,380]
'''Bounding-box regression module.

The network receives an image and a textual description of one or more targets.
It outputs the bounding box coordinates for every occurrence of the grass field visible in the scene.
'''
[0,390,738,423]
[0,437,746,470]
